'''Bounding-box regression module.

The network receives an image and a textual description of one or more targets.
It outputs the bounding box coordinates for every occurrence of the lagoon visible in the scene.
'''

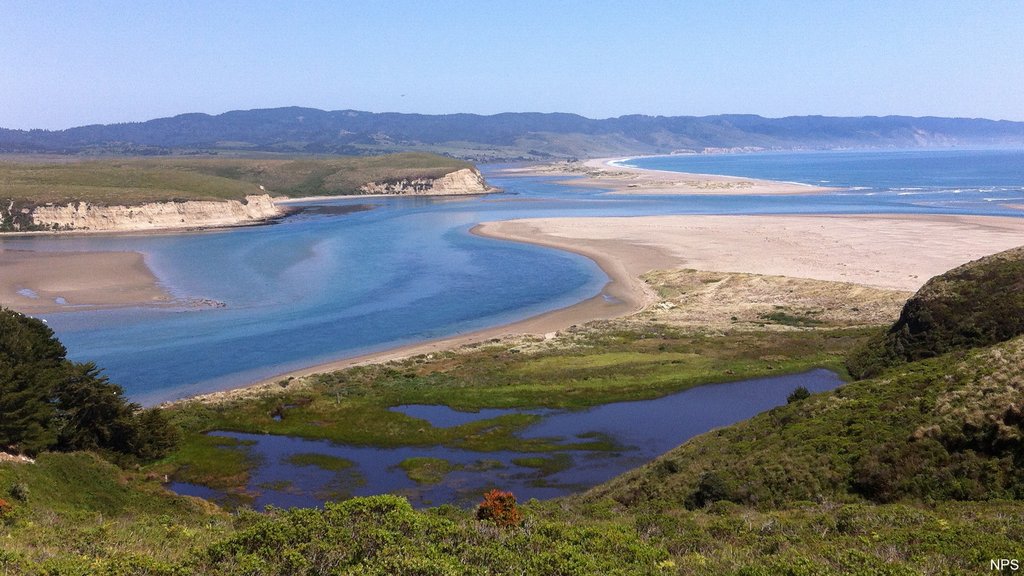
[172,368,844,508]
[1,149,1022,403]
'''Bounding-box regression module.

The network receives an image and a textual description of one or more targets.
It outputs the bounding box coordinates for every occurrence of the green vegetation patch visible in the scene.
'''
[759,310,825,327]
[398,457,463,485]
[286,452,355,471]
[0,152,473,211]
[512,453,573,476]
[153,434,257,491]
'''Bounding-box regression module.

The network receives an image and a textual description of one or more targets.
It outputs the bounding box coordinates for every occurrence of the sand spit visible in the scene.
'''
[503,157,833,196]
[0,249,173,314]
[486,214,1024,292]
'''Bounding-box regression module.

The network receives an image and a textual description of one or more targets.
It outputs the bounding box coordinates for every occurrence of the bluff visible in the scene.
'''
[0,154,492,232]
[357,168,491,195]
[29,194,283,232]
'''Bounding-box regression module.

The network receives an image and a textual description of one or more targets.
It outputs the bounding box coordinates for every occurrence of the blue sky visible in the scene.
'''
[2,1,1022,129]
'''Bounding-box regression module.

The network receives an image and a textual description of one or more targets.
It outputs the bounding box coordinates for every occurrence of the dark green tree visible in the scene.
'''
[0,308,63,454]
[0,307,178,460]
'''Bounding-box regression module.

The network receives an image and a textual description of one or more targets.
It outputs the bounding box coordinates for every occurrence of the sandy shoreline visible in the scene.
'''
[0,249,173,314]
[485,214,1024,292]
[501,156,834,196]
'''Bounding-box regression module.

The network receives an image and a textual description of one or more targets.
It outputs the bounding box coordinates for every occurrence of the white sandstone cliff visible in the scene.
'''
[30,194,284,232]
[357,168,492,195]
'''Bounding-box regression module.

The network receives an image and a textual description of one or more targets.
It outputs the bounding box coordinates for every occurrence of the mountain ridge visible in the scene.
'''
[3,107,1023,161]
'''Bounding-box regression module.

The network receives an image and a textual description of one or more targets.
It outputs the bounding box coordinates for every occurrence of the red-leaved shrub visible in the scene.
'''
[475,489,522,528]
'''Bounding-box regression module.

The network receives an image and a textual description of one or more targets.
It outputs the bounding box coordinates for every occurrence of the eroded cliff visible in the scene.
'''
[357,168,492,195]
[29,194,284,232]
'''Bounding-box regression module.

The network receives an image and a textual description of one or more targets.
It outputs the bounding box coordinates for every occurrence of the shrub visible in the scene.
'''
[686,471,738,509]
[8,482,28,502]
[476,489,522,528]
[787,386,811,403]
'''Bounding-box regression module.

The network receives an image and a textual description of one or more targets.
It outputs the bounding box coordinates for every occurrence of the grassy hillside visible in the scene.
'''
[847,246,1024,379]
[581,335,1024,509]
[0,452,231,573]
[0,152,473,206]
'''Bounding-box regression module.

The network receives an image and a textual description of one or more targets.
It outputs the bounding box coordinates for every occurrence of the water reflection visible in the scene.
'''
[172,369,843,509]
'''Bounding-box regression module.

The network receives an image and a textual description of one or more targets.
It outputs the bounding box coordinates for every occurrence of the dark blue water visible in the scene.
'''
[624,149,1024,191]
[172,369,843,508]
[1,149,1022,403]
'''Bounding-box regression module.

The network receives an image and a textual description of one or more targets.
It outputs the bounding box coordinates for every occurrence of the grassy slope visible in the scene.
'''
[0,452,231,573]
[0,152,473,206]
[582,336,1024,510]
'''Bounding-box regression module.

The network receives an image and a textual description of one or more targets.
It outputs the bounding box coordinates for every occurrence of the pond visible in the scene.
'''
[170,368,843,508]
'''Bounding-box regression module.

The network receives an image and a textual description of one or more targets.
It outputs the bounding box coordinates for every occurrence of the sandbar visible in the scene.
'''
[503,157,832,196]
[0,249,172,314]
[481,214,1024,293]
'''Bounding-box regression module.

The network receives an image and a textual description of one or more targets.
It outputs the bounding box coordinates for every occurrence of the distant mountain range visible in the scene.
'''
[2,107,1023,161]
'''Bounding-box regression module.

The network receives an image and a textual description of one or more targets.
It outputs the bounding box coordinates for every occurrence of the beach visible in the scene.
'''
[481,213,1024,292]
[0,249,172,314]
[503,157,833,195]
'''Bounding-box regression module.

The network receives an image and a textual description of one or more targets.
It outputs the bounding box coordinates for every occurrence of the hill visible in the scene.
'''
[847,246,1024,378]
[3,108,1024,160]
[581,334,1024,509]
[583,247,1024,509]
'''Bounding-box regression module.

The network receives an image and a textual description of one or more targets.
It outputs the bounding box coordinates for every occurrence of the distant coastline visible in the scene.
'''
[502,157,834,196]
